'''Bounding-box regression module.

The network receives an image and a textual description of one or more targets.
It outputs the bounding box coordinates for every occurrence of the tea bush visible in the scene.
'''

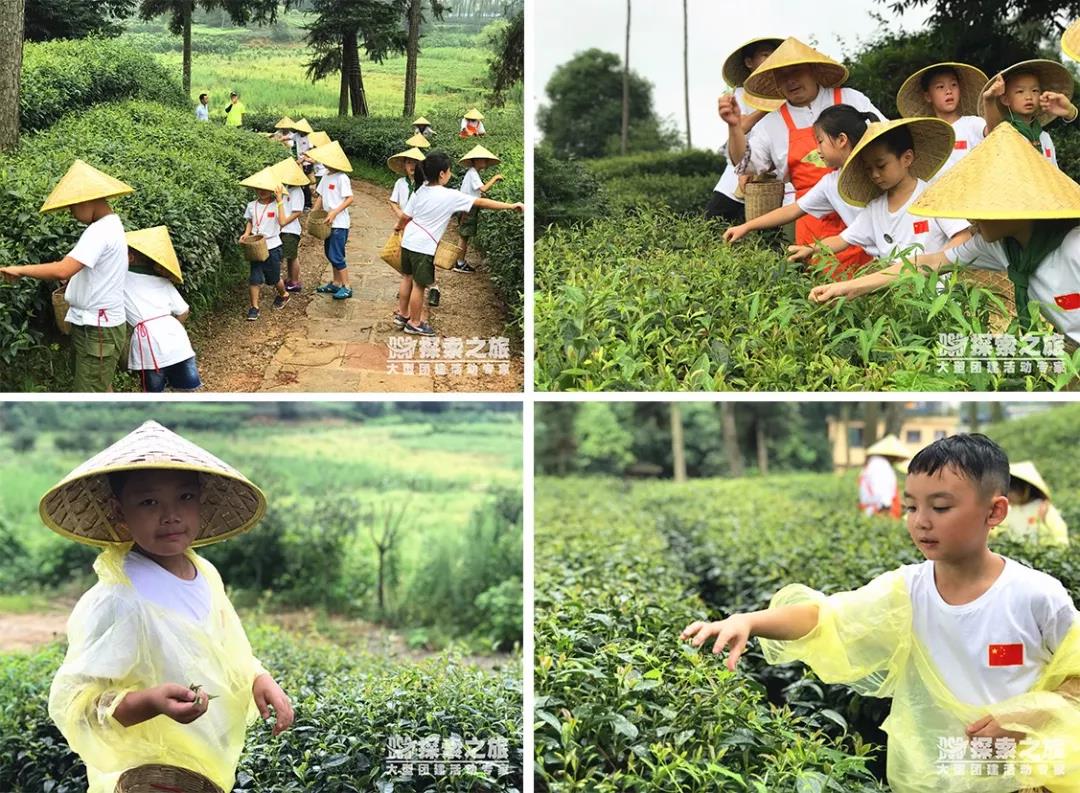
[534,146,606,231]
[0,626,522,793]
[585,150,724,181]
[534,209,1080,391]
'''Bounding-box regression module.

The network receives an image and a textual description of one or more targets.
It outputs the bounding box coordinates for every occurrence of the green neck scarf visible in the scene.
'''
[128,264,159,277]
[1007,110,1044,149]
[1002,220,1077,328]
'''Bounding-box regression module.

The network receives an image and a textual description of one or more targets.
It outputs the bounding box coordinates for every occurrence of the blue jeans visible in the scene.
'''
[141,356,202,392]
[249,246,283,285]
[324,227,349,270]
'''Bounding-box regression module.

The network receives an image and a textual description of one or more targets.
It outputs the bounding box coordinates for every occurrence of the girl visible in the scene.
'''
[724,104,878,277]
[981,60,1077,168]
[238,168,290,320]
[394,151,524,336]
[307,141,356,300]
[388,148,441,306]
[459,107,486,137]
[454,144,505,274]
[412,116,434,137]
[787,117,971,269]
[271,158,308,293]
[994,461,1069,546]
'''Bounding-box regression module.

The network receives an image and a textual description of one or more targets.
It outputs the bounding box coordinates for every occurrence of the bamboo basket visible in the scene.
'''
[434,237,464,270]
[307,209,332,240]
[51,286,71,335]
[958,269,1016,333]
[115,764,223,793]
[240,234,269,262]
[743,177,785,221]
[379,231,403,273]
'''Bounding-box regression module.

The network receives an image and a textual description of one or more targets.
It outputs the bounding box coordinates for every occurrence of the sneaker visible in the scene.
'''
[273,293,290,310]
[246,307,260,321]
[452,261,476,274]
[285,281,302,293]
[428,285,441,307]
[404,321,436,337]
[316,282,339,294]
[332,286,353,300]
[392,312,409,329]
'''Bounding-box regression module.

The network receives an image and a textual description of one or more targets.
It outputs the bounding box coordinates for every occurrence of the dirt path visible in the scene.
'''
[190,179,523,392]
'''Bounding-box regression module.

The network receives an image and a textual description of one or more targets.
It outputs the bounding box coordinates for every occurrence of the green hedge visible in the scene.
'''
[534,146,606,232]
[0,627,522,792]
[585,149,724,181]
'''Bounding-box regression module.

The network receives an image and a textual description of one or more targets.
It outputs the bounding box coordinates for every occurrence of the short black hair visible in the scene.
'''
[869,125,916,159]
[107,471,130,498]
[920,65,960,92]
[907,433,1010,497]
[231,92,239,97]
[199,93,208,101]
[742,42,775,62]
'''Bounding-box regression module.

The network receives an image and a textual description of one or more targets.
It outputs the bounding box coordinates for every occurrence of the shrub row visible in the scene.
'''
[585,149,724,181]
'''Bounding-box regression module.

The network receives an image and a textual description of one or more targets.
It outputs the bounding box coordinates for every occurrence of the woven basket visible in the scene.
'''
[744,178,785,221]
[380,231,403,273]
[958,269,1016,333]
[307,209,332,241]
[434,237,464,270]
[51,286,71,335]
[115,764,223,793]
[240,234,269,262]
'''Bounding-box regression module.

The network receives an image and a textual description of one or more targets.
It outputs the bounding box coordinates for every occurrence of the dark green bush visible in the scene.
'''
[534,145,606,231]
[586,149,724,181]
[602,173,718,217]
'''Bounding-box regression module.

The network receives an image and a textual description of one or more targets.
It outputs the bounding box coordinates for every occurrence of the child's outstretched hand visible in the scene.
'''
[511,202,525,212]
[153,682,210,724]
[723,224,750,244]
[809,281,855,304]
[492,174,505,184]
[965,714,1025,742]
[680,614,754,671]
[1040,91,1077,119]
[983,74,1005,101]
[0,267,20,282]
[253,673,294,737]
[787,244,815,263]
[718,94,742,128]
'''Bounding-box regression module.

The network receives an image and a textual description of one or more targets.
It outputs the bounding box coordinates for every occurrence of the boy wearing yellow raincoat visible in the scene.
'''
[683,433,1080,793]
[42,421,294,793]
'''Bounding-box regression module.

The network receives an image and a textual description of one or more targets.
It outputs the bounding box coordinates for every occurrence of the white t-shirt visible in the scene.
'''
[294,133,311,156]
[401,185,476,256]
[280,186,305,236]
[124,272,194,370]
[933,115,986,179]
[796,170,862,227]
[944,226,1080,345]
[390,177,413,206]
[244,199,283,250]
[460,167,484,199]
[715,88,796,206]
[840,179,970,259]
[460,119,486,135]
[858,455,897,514]
[64,214,128,328]
[316,172,352,230]
[901,557,1077,707]
[124,550,212,624]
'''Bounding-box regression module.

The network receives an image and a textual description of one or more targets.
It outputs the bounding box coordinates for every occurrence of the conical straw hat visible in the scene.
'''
[1010,461,1051,498]
[274,116,296,130]
[1063,19,1080,62]
[910,123,1080,220]
[723,37,785,88]
[838,117,955,207]
[896,62,989,118]
[306,140,353,173]
[39,421,266,548]
[459,144,501,166]
[406,133,431,149]
[977,60,1074,126]
[272,157,309,187]
[126,226,182,284]
[307,130,331,148]
[387,147,426,175]
[239,167,282,192]
[463,107,484,120]
[40,160,135,214]
[742,90,785,113]
[742,37,849,100]
[413,116,432,126]
[290,118,314,134]
[866,434,910,460]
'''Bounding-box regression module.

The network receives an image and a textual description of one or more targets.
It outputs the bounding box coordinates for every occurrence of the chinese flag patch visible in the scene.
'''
[913,220,930,234]
[954,140,968,150]
[268,212,275,218]
[1046,148,1053,158]
[328,184,336,190]
[988,643,1024,667]
[1055,293,1080,310]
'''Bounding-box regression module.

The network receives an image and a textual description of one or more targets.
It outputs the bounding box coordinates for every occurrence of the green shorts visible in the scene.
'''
[280,232,300,260]
[457,207,479,239]
[70,323,128,392]
[401,247,436,288]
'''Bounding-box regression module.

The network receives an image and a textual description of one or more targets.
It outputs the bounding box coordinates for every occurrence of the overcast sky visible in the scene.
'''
[533,0,935,151]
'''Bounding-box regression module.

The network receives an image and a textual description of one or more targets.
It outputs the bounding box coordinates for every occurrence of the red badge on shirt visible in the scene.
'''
[912,220,930,235]
[268,212,275,218]
[954,140,968,150]
[1055,292,1080,310]
[1046,148,1053,158]
[988,643,1024,667]
[329,184,336,191]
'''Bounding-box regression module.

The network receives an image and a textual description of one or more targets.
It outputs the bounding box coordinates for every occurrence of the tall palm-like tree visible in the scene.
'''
[683,0,691,148]
[621,0,630,155]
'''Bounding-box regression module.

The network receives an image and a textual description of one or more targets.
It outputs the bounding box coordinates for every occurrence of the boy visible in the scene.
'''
[44,420,294,793]
[682,434,1080,792]
[0,159,133,392]
[896,63,988,178]
[307,141,355,300]
[981,60,1077,168]
[454,145,504,274]
[238,168,291,320]
[270,158,308,293]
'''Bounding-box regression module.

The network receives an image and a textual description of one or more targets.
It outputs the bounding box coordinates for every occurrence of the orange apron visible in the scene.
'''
[781,87,872,279]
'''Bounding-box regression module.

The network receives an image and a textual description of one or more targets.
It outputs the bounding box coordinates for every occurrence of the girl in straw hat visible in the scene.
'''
[238,168,291,321]
[981,60,1077,168]
[413,115,434,137]
[388,148,440,306]
[394,151,524,336]
[0,159,132,392]
[308,140,356,300]
[993,461,1069,546]
[808,123,1080,349]
[858,434,910,518]
[707,37,784,223]
[459,107,486,137]
[300,131,332,210]
[720,37,884,273]
[896,63,989,179]
[124,226,201,393]
[44,421,293,793]
[788,118,971,271]
[271,158,309,293]
[454,144,504,274]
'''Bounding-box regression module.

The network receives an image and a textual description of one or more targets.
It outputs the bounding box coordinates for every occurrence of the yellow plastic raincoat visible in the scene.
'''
[759,569,1080,793]
[49,545,267,793]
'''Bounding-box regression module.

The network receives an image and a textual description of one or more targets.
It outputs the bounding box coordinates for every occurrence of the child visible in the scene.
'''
[290,118,314,159]
[394,151,525,336]
[271,158,309,293]
[981,59,1077,168]
[44,420,294,793]
[454,145,505,274]
[388,147,439,305]
[459,107,486,138]
[0,159,133,392]
[896,62,989,177]
[299,131,331,210]
[858,434,909,518]
[406,132,432,150]
[787,118,972,269]
[724,104,878,276]
[238,168,291,320]
[681,433,1080,792]
[124,226,200,393]
[307,141,355,300]
[808,124,1080,347]
[413,116,434,137]
[993,461,1069,546]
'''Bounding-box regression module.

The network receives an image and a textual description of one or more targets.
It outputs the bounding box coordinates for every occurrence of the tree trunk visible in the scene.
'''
[345,32,367,117]
[966,402,980,432]
[755,416,768,475]
[885,402,905,437]
[403,0,421,116]
[0,0,25,153]
[720,402,743,477]
[338,34,349,117]
[863,402,881,448]
[182,0,192,96]
[621,0,630,155]
[989,402,1004,424]
[376,546,386,615]
[682,0,691,148]
[670,404,686,482]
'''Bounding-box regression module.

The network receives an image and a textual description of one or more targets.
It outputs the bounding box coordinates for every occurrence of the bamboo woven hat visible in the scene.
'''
[272,157,309,187]
[239,167,282,192]
[306,140,353,173]
[290,118,315,134]
[896,62,989,118]
[463,107,484,120]
[40,160,135,213]
[742,91,785,113]
[39,421,266,548]
[866,434,911,460]
[977,60,1074,126]
[126,226,182,284]
[459,144,500,167]
[838,117,955,207]
[274,116,296,130]
[413,116,432,126]
[1064,19,1080,62]
[387,147,426,174]
[910,123,1080,220]
[1010,461,1051,499]
[723,37,785,112]
[406,132,431,149]
[742,37,849,100]
[307,130,331,147]
[115,764,224,793]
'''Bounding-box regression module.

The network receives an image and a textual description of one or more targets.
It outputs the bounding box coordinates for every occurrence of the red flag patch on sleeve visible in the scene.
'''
[913,220,930,235]
[988,643,1024,667]
[1055,293,1080,310]
[1046,148,1054,158]
[954,140,968,150]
